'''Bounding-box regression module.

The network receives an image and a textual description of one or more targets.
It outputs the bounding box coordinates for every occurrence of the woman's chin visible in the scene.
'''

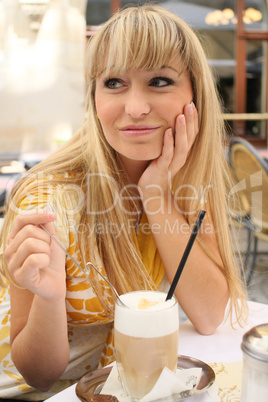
[127,150,162,162]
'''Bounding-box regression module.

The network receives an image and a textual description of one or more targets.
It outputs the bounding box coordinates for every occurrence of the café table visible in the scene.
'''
[46,300,268,402]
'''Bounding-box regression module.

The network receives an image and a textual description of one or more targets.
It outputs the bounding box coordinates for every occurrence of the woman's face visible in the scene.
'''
[95,59,193,166]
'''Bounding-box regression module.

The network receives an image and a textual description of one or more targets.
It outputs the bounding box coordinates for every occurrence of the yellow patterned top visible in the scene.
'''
[0,178,166,400]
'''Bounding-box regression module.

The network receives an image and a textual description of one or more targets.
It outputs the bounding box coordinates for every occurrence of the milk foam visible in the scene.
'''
[114,291,179,338]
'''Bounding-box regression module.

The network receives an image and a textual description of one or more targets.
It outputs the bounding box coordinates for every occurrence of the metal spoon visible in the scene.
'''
[85,261,126,307]
[40,224,127,307]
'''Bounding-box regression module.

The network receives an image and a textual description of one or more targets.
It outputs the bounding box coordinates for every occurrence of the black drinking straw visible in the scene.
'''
[166,209,206,301]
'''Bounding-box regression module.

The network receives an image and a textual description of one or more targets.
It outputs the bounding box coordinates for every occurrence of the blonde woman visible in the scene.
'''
[0,4,247,401]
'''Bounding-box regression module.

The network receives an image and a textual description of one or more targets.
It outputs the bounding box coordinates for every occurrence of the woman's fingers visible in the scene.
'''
[184,102,197,148]
[171,102,199,172]
[11,253,51,288]
[5,211,56,266]
[6,224,49,255]
[157,129,174,168]
[7,210,56,245]
[4,211,66,299]
[5,212,54,274]
[7,237,51,277]
[169,113,188,172]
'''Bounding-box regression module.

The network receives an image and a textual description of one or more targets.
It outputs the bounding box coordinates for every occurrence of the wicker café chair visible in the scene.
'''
[228,137,268,286]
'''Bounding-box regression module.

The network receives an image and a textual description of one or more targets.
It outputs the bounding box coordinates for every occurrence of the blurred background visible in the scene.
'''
[0,0,267,158]
[0,0,86,158]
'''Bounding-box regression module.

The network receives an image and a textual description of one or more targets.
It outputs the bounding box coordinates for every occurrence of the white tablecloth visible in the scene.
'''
[46,301,268,401]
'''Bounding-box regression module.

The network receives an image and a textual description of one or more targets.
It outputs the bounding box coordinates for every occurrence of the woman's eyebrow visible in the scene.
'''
[153,66,184,76]
[161,66,179,72]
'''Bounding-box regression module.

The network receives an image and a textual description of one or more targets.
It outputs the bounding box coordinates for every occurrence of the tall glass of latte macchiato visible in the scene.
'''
[114,291,179,401]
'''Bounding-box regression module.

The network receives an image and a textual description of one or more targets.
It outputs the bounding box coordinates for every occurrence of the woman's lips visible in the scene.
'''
[120,125,160,137]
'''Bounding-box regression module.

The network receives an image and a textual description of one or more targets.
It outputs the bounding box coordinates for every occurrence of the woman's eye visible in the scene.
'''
[150,77,174,87]
[104,78,123,89]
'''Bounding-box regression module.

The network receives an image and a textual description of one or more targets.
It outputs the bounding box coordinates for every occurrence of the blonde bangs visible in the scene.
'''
[87,6,189,80]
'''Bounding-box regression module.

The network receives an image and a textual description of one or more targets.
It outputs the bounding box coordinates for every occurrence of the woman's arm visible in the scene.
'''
[140,198,229,335]
[9,286,69,391]
[138,103,229,334]
[5,212,69,391]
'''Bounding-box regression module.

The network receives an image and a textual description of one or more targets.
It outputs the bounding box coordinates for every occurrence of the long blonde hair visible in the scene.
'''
[0,4,247,323]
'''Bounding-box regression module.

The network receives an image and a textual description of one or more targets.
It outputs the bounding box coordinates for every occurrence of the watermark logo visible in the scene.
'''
[4,170,265,235]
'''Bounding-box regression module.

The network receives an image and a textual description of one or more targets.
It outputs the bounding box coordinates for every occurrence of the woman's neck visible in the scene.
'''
[119,155,150,184]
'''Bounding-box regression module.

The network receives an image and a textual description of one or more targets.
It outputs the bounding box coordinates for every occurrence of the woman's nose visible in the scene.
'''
[124,89,151,117]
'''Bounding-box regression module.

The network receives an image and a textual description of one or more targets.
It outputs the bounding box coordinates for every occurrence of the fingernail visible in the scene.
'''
[187,103,193,115]
[167,128,173,136]
[179,114,185,124]
[45,210,56,219]
[191,101,196,110]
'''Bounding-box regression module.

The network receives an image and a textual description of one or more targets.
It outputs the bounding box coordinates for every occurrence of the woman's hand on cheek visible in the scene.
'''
[138,102,199,196]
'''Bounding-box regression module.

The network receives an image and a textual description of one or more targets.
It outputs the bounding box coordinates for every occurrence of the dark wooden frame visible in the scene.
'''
[235,0,268,146]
